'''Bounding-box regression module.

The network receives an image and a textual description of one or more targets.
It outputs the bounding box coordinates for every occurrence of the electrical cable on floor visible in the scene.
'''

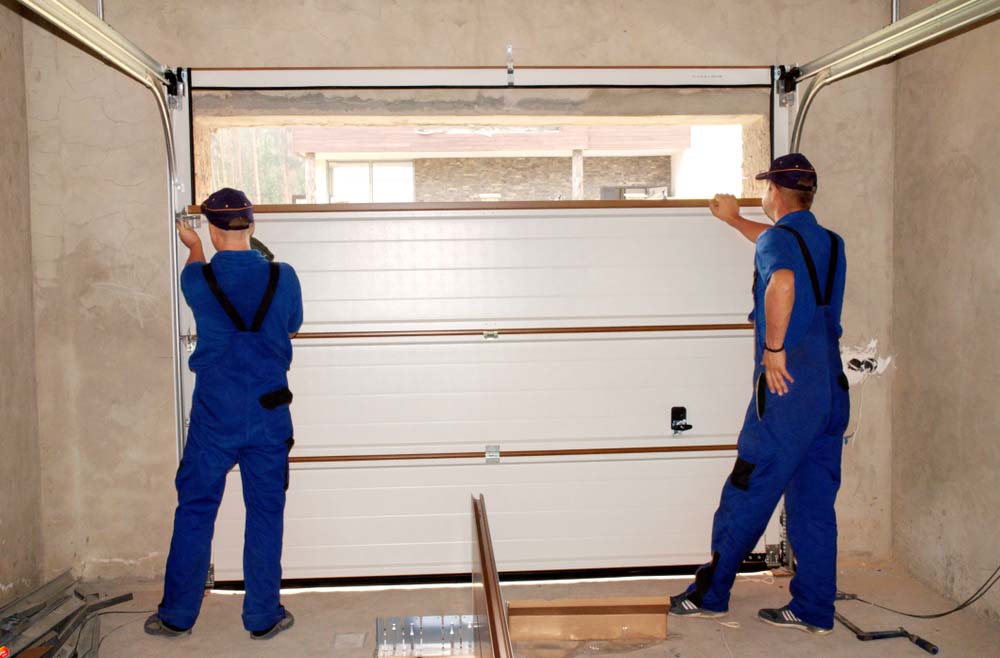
[96,615,153,653]
[842,376,868,444]
[719,624,735,658]
[851,563,1000,619]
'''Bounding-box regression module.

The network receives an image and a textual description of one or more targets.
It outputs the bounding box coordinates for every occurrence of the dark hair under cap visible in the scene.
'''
[200,188,254,230]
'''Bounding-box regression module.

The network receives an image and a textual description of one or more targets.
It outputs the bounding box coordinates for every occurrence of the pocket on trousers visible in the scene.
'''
[755,372,767,420]
[258,387,294,442]
[730,457,756,491]
[259,387,293,409]
[284,437,295,492]
[837,372,850,392]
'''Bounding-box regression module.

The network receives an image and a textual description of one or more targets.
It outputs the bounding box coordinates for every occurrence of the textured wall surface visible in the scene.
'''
[893,2,1000,621]
[21,0,896,579]
[0,2,42,604]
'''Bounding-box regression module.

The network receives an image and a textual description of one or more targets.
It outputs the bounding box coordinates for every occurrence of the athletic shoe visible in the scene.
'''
[250,609,295,640]
[669,592,728,618]
[757,606,833,635]
[143,613,191,637]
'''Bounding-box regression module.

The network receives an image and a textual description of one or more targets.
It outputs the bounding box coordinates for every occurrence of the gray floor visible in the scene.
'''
[92,561,1000,657]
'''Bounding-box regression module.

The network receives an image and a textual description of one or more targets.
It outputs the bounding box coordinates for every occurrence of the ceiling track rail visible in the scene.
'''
[780,0,1000,150]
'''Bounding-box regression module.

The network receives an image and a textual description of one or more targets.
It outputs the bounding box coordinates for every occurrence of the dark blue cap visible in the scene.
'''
[200,188,254,230]
[755,153,817,192]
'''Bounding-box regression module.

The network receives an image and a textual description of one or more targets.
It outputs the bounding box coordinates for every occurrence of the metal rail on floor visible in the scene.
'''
[472,495,514,658]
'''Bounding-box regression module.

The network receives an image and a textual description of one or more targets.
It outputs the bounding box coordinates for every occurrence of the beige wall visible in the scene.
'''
[893,3,1000,620]
[0,2,42,604]
[20,0,896,579]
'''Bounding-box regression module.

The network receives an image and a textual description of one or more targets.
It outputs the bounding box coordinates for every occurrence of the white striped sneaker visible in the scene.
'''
[757,606,833,635]
[668,593,728,618]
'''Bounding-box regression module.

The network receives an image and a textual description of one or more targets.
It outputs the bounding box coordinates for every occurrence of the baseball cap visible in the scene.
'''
[200,188,254,230]
[755,153,818,192]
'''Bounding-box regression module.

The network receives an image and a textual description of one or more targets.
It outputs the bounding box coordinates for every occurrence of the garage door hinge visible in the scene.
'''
[176,211,201,229]
[776,65,799,108]
[506,44,514,86]
[485,445,500,464]
[166,67,187,110]
[181,330,197,352]
[765,543,782,568]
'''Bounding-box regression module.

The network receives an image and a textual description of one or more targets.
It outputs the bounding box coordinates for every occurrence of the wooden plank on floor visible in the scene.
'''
[507,596,668,641]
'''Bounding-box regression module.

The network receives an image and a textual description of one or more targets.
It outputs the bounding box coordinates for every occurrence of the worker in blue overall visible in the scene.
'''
[669,154,849,634]
[145,188,302,640]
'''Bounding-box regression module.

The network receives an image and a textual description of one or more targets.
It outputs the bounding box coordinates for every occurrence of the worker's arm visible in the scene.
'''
[762,269,795,395]
[709,194,773,243]
[176,220,205,265]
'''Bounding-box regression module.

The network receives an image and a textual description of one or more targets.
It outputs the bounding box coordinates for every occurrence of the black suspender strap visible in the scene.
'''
[202,263,248,331]
[824,230,840,307]
[250,263,281,332]
[774,225,823,307]
[202,262,280,332]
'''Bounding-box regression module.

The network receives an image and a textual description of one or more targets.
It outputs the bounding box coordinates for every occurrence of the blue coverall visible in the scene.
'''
[159,249,303,632]
[685,210,850,630]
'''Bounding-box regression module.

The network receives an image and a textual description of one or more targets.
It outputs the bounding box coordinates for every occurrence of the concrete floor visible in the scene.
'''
[90,561,1000,658]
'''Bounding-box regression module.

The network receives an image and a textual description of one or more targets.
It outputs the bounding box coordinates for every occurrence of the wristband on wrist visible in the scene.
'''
[765,343,784,353]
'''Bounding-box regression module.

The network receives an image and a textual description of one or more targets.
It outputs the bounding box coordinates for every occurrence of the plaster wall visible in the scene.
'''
[0,1,42,604]
[892,1,1000,621]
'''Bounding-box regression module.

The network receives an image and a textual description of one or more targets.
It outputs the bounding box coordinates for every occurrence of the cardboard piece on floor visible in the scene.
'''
[507,596,668,641]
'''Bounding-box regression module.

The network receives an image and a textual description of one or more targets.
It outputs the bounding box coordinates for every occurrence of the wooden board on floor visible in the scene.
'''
[507,596,668,641]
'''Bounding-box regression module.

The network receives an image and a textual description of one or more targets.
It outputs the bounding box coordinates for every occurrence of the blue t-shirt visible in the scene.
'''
[182,250,303,373]
[751,210,846,350]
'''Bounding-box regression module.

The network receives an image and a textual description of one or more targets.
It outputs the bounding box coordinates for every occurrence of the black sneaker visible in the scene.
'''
[757,606,832,635]
[143,613,191,637]
[250,609,295,640]
[669,592,728,618]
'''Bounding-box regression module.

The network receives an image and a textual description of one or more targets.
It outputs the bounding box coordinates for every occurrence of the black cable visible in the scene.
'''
[854,563,1000,619]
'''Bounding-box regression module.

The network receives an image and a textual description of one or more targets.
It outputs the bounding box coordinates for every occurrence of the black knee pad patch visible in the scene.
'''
[730,457,756,491]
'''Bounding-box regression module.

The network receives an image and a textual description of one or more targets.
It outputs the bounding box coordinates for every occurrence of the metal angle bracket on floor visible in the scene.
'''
[834,591,939,655]
[375,615,477,657]
[834,609,939,655]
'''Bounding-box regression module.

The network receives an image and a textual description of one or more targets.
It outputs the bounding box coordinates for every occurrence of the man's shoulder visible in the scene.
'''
[810,221,846,248]
[180,261,206,288]
[275,261,300,281]
[756,225,797,252]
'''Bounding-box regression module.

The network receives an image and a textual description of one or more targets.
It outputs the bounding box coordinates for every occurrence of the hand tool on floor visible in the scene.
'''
[834,610,939,655]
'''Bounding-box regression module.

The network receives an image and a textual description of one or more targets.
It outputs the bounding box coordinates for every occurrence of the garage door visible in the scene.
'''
[174,203,779,580]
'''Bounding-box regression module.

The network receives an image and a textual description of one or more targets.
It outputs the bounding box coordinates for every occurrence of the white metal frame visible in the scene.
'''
[177,64,782,454]
[189,67,772,91]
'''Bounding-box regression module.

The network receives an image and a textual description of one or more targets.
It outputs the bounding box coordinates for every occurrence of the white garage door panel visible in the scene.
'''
[289,335,752,455]
[252,208,759,332]
[214,455,751,579]
[200,205,778,580]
